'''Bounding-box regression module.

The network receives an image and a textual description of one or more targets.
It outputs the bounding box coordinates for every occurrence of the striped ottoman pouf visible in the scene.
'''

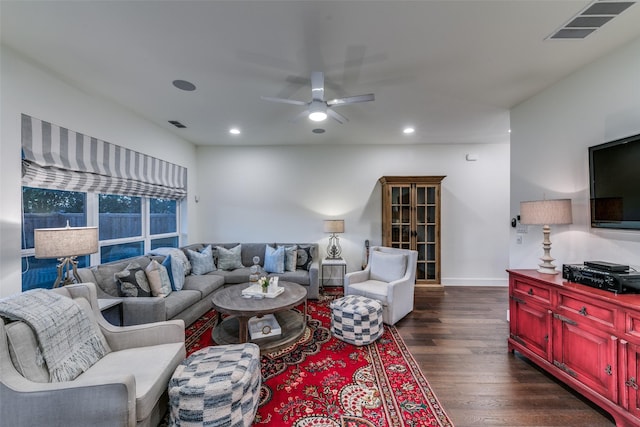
[330,295,384,346]
[168,344,261,427]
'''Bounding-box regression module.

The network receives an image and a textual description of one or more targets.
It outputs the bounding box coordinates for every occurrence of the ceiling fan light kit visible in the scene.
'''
[262,71,374,124]
[308,101,328,122]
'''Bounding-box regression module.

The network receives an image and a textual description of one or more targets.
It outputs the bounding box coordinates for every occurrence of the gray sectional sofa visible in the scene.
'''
[76,243,319,326]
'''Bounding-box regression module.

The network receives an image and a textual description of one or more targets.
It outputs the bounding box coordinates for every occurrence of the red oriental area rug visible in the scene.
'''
[184,292,454,427]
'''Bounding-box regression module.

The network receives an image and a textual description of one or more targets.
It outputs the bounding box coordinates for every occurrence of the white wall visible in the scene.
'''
[0,46,199,297]
[510,37,640,271]
[195,143,510,285]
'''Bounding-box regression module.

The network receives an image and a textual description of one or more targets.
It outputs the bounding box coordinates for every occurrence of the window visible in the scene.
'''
[21,188,181,290]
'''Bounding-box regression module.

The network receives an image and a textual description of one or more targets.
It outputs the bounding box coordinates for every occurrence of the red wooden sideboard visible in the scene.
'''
[508,269,640,426]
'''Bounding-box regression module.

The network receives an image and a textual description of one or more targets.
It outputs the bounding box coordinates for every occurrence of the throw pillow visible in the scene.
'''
[150,247,192,276]
[187,245,215,275]
[296,245,315,271]
[145,260,172,297]
[162,254,185,291]
[278,245,298,272]
[115,262,152,297]
[369,251,407,283]
[216,244,245,271]
[264,245,285,274]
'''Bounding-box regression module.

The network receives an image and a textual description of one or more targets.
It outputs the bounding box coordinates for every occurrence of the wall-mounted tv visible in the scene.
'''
[589,133,640,230]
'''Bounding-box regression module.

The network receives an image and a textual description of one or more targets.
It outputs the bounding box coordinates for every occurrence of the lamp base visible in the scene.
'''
[326,234,342,259]
[536,224,559,275]
[537,265,559,275]
[53,256,81,288]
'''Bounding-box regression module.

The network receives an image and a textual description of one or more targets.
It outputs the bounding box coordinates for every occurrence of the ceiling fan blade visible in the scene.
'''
[311,71,324,101]
[327,108,348,124]
[327,93,375,106]
[289,110,310,123]
[261,96,307,106]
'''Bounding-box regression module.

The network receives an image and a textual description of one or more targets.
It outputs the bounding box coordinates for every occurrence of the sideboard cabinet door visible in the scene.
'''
[552,316,618,401]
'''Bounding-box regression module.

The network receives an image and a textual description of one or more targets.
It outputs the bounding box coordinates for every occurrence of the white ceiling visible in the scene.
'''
[2,0,640,146]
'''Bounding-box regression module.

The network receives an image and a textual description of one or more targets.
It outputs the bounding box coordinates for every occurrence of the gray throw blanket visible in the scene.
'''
[0,289,109,382]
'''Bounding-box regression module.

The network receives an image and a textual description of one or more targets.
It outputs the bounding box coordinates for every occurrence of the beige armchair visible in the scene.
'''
[344,246,418,325]
[0,282,186,427]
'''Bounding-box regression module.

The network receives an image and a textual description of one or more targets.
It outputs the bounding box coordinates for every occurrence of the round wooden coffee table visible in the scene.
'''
[210,281,307,353]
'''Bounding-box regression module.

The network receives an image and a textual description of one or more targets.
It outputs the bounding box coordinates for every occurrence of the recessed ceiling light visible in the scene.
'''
[229,128,241,135]
[403,127,415,134]
[172,80,196,91]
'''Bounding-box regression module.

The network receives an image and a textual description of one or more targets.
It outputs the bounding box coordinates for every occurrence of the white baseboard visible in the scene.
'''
[441,277,508,286]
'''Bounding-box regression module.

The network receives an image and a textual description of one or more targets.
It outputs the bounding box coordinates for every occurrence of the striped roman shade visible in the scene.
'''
[21,114,187,200]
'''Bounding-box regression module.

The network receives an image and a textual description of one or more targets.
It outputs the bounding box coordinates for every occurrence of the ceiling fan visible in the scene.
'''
[261,71,375,124]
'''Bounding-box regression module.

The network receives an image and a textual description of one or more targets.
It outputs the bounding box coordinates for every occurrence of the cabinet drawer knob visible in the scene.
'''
[605,364,612,376]
[528,288,534,296]
[579,306,588,316]
[626,377,638,390]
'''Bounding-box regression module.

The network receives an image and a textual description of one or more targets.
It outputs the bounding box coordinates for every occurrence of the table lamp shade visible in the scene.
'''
[520,199,573,226]
[35,226,99,258]
[323,220,345,234]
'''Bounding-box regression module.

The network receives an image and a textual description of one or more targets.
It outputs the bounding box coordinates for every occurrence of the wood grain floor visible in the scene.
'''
[395,286,616,427]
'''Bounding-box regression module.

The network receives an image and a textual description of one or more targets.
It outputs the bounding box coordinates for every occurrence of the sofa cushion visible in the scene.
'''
[188,245,216,275]
[115,263,152,297]
[237,243,267,267]
[264,245,285,274]
[279,245,298,272]
[369,251,407,283]
[182,274,225,298]
[269,269,310,286]
[211,268,252,284]
[164,290,201,319]
[151,247,192,276]
[296,245,315,271]
[78,341,185,422]
[217,244,245,270]
[93,263,127,297]
[146,260,172,297]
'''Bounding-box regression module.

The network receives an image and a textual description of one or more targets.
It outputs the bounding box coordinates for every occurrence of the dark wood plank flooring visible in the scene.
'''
[395,286,616,427]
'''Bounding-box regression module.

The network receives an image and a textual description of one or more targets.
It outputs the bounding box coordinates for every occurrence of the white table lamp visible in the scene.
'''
[520,199,572,275]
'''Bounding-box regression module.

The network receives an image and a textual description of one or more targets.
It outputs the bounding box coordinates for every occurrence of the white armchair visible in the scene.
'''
[344,246,418,325]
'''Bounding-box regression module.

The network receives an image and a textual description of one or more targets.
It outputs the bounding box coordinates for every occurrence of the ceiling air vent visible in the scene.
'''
[547,0,635,40]
[168,120,186,129]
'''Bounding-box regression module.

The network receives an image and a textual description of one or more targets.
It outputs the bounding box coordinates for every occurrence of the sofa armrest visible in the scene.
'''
[101,319,185,352]
[344,270,370,294]
[0,372,136,427]
[307,260,320,299]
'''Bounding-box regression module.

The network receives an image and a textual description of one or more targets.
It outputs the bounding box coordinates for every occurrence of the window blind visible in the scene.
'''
[21,114,187,200]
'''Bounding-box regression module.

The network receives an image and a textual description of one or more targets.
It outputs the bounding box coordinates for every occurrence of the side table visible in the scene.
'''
[321,258,347,288]
[98,298,124,326]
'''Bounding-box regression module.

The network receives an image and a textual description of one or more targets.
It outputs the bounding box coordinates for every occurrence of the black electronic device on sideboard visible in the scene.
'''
[563,260,640,294]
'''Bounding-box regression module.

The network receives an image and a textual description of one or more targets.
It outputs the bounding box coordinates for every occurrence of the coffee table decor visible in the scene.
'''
[241,282,285,298]
[248,313,282,339]
[211,281,307,353]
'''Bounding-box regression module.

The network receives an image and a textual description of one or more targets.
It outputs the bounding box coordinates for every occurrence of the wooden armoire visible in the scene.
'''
[379,176,445,286]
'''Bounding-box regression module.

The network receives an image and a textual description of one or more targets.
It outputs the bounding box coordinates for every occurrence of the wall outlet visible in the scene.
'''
[516,235,523,245]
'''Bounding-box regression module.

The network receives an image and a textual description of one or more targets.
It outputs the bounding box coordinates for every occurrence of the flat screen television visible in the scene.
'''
[589,133,640,230]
